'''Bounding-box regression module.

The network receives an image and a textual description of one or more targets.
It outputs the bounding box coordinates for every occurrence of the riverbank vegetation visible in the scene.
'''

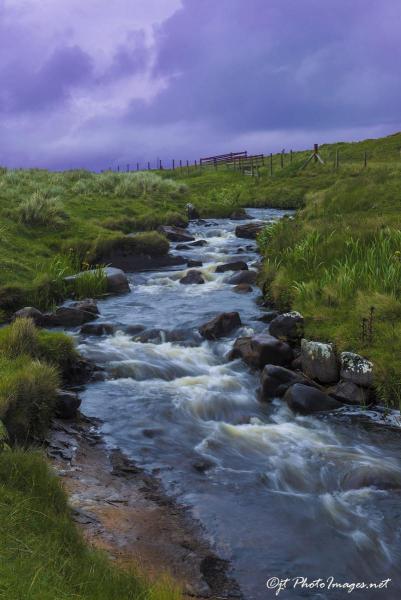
[257,134,401,407]
[0,318,180,599]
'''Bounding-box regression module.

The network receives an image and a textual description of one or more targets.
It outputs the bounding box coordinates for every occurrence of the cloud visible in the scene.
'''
[0,0,400,168]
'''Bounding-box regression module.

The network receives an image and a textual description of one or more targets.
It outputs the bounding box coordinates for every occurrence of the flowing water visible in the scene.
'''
[74,209,401,599]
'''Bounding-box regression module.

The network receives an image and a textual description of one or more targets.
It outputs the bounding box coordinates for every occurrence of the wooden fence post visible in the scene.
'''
[117,165,120,172]
[159,159,162,170]
[335,150,339,170]
[270,153,273,176]
[186,160,189,175]
[195,159,197,169]
[280,151,284,169]
[290,150,293,163]
[126,164,130,172]
[364,151,367,168]
[172,159,175,170]
[147,162,150,170]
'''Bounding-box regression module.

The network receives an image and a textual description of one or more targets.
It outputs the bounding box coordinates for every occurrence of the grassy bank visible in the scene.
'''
[257,133,401,407]
[0,449,179,600]
[0,318,180,599]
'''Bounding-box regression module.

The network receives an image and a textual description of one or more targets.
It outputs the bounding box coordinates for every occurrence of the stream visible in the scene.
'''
[73,209,401,599]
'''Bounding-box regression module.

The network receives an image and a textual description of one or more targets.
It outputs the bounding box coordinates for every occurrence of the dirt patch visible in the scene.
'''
[47,416,242,599]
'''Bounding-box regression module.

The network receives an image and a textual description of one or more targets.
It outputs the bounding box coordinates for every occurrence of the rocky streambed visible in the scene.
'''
[44,208,401,599]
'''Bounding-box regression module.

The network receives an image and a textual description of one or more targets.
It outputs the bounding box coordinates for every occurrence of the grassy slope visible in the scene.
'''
[255,132,401,406]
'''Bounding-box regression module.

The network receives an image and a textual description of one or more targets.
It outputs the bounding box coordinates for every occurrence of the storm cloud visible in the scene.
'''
[0,0,400,169]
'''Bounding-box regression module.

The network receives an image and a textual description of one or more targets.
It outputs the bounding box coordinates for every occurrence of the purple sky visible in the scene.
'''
[1,0,400,170]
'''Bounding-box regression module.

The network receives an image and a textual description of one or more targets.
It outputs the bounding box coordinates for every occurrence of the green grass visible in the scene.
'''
[0,449,180,600]
[0,318,79,441]
[257,150,401,407]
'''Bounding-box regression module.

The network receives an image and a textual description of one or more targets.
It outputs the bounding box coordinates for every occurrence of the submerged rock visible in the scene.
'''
[235,221,265,239]
[55,389,81,419]
[81,322,115,336]
[301,339,339,384]
[269,311,304,343]
[215,261,248,273]
[199,312,242,340]
[229,334,293,369]
[233,283,253,294]
[188,239,208,247]
[226,270,257,285]
[179,270,205,285]
[187,259,203,268]
[158,225,195,242]
[342,466,401,491]
[340,352,374,387]
[284,383,342,414]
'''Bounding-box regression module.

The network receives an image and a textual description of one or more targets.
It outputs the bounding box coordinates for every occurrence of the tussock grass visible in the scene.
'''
[17,190,68,228]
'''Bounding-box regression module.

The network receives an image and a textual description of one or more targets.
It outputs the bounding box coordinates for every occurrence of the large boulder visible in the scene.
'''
[235,221,265,239]
[199,312,242,340]
[179,270,205,285]
[158,225,195,242]
[13,307,46,326]
[215,261,248,273]
[226,270,257,285]
[55,389,81,419]
[229,334,293,369]
[340,352,374,388]
[284,383,342,414]
[301,339,339,384]
[328,380,371,406]
[259,365,311,401]
[65,266,130,295]
[269,312,304,343]
[47,300,99,327]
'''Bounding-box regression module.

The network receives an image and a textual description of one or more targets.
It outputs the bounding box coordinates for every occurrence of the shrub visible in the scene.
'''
[18,190,68,228]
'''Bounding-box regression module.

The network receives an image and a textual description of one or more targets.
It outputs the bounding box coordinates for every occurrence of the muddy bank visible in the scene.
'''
[47,415,242,599]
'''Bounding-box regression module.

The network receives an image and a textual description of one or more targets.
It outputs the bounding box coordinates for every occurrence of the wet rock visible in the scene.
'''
[186,203,200,220]
[229,334,293,369]
[342,466,401,491]
[47,300,99,327]
[124,324,146,335]
[188,239,208,247]
[328,380,371,406]
[257,310,279,324]
[284,383,342,414]
[230,208,249,220]
[13,306,46,326]
[291,355,302,371]
[158,225,195,242]
[259,365,311,401]
[234,283,253,294]
[227,270,257,285]
[235,221,265,239]
[199,312,242,340]
[192,459,215,473]
[215,261,248,273]
[179,270,205,285]
[187,259,203,268]
[301,339,339,384]
[269,311,304,343]
[80,322,115,336]
[176,243,191,250]
[340,352,374,388]
[55,389,81,419]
